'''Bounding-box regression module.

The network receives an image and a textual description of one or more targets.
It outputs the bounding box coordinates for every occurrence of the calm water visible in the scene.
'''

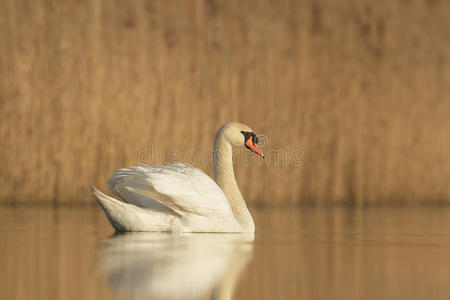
[1,206,450,300]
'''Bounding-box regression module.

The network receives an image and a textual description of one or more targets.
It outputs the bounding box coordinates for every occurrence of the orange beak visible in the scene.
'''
[245,136,264,158]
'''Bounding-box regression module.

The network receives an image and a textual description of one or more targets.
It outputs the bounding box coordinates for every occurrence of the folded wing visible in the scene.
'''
[107,163,233,217]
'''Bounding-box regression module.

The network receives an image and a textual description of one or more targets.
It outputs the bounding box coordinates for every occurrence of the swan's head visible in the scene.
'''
[217,122,264,158]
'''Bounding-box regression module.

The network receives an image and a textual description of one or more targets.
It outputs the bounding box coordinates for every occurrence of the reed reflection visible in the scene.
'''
[96,232,254,299]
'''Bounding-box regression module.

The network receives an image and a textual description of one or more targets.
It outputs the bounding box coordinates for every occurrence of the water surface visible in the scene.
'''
[1,206,450,300]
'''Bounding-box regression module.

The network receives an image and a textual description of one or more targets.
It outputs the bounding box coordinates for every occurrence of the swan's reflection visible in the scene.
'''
[96,232,254,299]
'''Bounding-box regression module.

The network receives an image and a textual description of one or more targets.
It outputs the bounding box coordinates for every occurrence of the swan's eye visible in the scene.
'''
[240,131,252,143]
[241,131,260,146]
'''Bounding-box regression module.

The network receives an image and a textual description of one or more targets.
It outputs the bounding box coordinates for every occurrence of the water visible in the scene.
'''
[1,206,450,300]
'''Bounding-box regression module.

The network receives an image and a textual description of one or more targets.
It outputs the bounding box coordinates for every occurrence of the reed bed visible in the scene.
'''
[0,0,449,205]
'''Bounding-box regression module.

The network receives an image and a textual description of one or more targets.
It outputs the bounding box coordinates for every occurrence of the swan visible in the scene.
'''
[90,122,264,233]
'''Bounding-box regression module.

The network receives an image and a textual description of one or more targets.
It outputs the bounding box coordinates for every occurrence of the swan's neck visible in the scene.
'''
[213,134,255,232]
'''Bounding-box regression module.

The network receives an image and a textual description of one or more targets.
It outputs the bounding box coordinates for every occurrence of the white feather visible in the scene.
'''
[108,163,233,217]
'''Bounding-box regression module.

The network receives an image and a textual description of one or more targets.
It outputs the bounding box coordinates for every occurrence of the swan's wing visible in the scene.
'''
[108,164,233,217]
[107,166,171,212]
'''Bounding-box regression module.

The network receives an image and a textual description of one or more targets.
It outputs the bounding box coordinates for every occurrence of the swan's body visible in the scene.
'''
[91,122,264,233]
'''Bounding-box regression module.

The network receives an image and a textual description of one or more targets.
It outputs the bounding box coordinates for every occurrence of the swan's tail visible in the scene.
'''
[91,186,136,231]
[90,186,175,232]
[91,186,126,212]
[91,186,174,231]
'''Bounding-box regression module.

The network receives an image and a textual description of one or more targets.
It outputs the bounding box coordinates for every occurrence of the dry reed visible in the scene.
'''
[0,0,449,205]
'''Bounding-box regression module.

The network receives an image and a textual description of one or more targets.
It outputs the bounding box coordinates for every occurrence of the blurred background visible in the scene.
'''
[2,2,450,300]
[1,0,449,206]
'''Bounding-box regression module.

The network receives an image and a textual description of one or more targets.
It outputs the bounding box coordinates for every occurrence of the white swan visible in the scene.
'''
[90,122,264,233]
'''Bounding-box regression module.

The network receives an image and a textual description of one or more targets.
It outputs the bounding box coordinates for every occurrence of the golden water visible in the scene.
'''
[1,206,450,300]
